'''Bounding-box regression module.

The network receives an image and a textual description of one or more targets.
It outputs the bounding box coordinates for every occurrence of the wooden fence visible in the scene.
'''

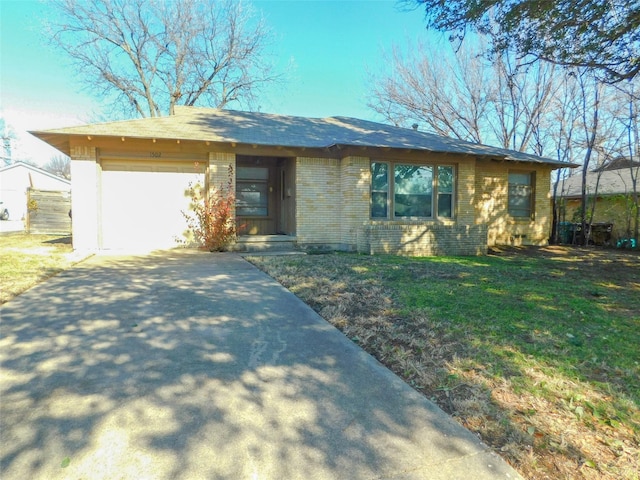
[26,188,72,235]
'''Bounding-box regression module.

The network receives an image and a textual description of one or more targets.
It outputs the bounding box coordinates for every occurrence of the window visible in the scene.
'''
[437,166,454,217]
[370,162,454,219]
[394,165,432,217]
[508,172,535,218]
[236,166,269,216]
[371,163,389,218]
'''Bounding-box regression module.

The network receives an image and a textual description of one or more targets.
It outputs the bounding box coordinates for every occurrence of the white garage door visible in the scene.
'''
[101,160,205,250]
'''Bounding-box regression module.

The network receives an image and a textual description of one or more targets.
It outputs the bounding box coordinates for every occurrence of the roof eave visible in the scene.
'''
[335,143,578,168]
[30,131,71,157]
[31,128,582,170]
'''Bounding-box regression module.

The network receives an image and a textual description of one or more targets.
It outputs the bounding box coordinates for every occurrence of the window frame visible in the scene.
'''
[370,161,455,220]
[508,171,536,219]
[370,162,390,219]
[236,166,270,217]
[437,165,454,218]
[393,164,433,218]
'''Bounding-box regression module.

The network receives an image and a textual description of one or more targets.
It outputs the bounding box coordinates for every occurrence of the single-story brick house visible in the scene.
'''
[31,106,570,255]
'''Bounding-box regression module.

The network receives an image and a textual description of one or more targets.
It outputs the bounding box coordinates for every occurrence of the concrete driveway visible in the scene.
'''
[0,251,521,479]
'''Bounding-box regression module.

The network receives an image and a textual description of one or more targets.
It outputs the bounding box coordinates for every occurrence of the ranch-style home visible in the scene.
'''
[31,106,570,255]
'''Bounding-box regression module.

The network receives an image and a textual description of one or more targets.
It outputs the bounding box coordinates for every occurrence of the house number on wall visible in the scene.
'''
[150,152,162,158]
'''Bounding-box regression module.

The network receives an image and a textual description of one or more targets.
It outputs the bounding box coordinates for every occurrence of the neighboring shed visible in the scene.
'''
[0,161,71,221]
[31,107,573,255]
[557,159,639,242]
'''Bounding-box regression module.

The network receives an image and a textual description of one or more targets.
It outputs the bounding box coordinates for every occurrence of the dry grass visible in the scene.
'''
[0,233,85,304]
[248,247,640,480]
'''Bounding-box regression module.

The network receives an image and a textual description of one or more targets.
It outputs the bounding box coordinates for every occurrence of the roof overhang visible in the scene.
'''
[29,108,581,169]
[30,131,72,157]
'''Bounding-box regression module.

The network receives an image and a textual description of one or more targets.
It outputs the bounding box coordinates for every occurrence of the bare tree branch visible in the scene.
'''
[367,41,494,143]
[367,40,559,153]
[44,155,71,180]
[48,0,282,117]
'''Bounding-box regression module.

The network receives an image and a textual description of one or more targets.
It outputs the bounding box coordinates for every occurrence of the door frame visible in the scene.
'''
[235,155,295,236]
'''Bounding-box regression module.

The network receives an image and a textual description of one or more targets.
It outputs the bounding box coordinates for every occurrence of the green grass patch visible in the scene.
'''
[249,248,640,479]
[375,254,639,399]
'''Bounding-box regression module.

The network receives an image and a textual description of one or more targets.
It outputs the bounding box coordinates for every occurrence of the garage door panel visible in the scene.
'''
[101,161,204,250]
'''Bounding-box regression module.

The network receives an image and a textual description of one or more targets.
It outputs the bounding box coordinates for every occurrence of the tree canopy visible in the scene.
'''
[49,0,280,117]
[404,0,640,81]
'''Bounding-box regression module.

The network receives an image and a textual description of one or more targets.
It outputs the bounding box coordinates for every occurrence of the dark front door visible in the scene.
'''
[236,157,277,235]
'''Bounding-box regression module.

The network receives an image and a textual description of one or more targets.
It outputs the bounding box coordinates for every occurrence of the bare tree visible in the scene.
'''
[570,69,634,245]
[489,52,558,154]
[367,41,494,143]
[49,0,281,117]
[549,72,580,243]
[44,155,71,180]
[1,118,16,166]
[368,40,559,155]
[616,82,640,241]
[572,69,602,245]
[549,72,638,245]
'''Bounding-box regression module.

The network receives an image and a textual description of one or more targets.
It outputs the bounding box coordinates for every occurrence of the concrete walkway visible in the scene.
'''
[0,251,522,479]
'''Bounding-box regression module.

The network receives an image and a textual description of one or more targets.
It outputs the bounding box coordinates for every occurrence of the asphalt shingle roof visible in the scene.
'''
[559,167,638,197]
[31,106,571,166]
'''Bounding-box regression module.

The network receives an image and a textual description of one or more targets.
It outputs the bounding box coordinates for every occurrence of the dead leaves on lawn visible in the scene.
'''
[248,250,639,480]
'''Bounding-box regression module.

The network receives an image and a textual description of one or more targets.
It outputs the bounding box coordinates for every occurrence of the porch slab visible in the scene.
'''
[233,235,298,253]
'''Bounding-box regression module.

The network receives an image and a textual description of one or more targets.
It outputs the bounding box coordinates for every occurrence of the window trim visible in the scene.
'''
[370,161,455,220]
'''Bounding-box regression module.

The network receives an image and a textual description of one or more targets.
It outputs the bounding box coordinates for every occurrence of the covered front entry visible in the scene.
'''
[100,158,205,250]
[235,155,295,236]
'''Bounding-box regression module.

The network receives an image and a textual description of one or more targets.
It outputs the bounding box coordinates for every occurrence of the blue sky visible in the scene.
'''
[0,0,442,164]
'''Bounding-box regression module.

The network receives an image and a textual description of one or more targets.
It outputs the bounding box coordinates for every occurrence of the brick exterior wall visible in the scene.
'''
[295,157,343,246]
[359,222,488,256]
[457,159,477,225]
[295,154,492,255]
[208,152,235,192]
[475,160,553,246]
[294,154,554,255]
[340,156,370,249]
[66,141,555,255]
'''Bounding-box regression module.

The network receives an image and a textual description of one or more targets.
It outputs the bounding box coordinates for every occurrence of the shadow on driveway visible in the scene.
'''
[0,250,520,479]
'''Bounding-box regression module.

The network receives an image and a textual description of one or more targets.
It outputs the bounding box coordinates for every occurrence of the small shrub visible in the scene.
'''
[184,165,237,252]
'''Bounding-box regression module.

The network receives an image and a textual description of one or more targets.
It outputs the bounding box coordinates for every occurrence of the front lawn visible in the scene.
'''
[248,246,640,480]
[0,233,83,304]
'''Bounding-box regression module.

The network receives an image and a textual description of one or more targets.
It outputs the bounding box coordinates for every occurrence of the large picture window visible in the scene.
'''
[394,165,432,217]
[370,162,454,219]
[508,172,535,218]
